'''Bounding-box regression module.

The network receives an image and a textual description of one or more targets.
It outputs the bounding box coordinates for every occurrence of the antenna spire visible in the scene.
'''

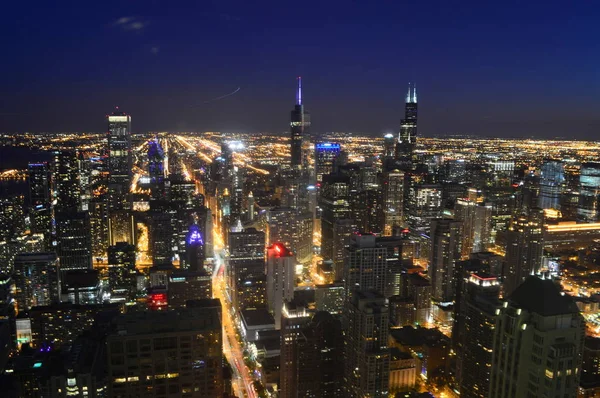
[413,83,417,103]
[406,83,411,103]
[297,76,302,106]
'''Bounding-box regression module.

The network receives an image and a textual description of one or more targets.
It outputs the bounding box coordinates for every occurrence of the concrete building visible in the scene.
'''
[266,243,295,329]
[107,302,223,397]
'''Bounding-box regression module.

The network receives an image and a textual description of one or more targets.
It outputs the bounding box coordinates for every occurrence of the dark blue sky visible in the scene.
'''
[1,0,599,138]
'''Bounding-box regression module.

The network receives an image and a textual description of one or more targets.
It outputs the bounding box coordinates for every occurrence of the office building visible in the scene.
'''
[52,150,81,211]
[344,234,391,302]
[578,162,600,222]
[228,228,265,309]
[382,168,405,236]
[290,77,311,169]
[168,271,212,308]
[28,162,52,241]
[455,198,492,256]
[107,303,223,397]
[504,208,544,296]
[538,160,565,210]
[107,109,132,211]
[395,83,418,162]
[383,133,396,161]
[429,217,462,303]
[0,196,25,242]
[489,276,585,398]
[319,173,352,262]
[315,142,341,182]
[55,209,92,271]
[107,242,136,297]
[185,224,205,272]
[454,273,501,398]
[29,302,120,349]
[280,301,344,398]
[61,269,102,304]
[389,347,417,393]
[344,290,390,397]
[148,138,166,200]
[13,252,60,311]
[314,283,345,315]
[266,243,295,329]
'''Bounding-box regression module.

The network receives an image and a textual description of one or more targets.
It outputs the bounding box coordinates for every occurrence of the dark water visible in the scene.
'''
[0,146,52,169]
[0,146,52,199]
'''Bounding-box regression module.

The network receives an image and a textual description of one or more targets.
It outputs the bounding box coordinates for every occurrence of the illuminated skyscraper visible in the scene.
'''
[538,160,565,210]
[147,138,165,200]
[280,302,344,398]
[107,110,133,245]
[107,109,132,211]
[503,209,544,296]
[344,290,390,397]
[28,162,51,207]
[395,83,418,161]
[52,150,81,211]
[381,168,405,235]
[185,224,205,273]
[266,243,295,329]
[578,162,600,222]
[383,133,395,160]
[454,273,501,398]
[315,142,341,182]
[55,210,93,271]
[290,77,311,169]
[13,252,60,311]
[343,234,390,302]
[429,217,463,303]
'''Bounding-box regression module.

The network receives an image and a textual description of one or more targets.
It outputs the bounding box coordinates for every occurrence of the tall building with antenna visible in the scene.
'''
[290,77,311,169]
[396,83,418,161]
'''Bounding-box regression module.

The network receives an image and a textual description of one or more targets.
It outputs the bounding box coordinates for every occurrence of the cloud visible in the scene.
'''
[150,46,160,55]
[113,16,149,32]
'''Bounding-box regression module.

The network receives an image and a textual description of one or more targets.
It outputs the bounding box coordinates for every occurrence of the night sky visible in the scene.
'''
[2,1,600,138]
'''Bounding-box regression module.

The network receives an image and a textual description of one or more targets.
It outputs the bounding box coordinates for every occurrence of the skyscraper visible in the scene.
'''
[266,243,295,329]
[28,162,51,207]
[280,301,344,398]
[147,138,166,200]
[107,110,133,245]
[106,303,223,397]
[538,160,565,210]
[52,150,81,211]
[395,83,418,162]
[381,168,405,235]
[343,234,390,302]
[315,142,341,182]
[429,217,462,303]
[454,273,501,398]
[228,228,265,310]
[344,290,390,397]
[319,174,352,264]
[489,276,584,398]
[185,224,205,273]
[55,210,93,271]
[107,109,132,211]
[578,162,600,222]
[504,208,544,296]
[13,252,60,311]
[290,77,311,169]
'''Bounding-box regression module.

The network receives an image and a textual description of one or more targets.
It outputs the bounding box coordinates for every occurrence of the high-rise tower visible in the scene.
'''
[290,77,311,169]
[107,109,133,245]
[107,109,132,211]
[395,83,418,161]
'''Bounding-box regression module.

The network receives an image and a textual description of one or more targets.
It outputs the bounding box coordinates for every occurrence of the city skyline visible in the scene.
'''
[3,1,600,137]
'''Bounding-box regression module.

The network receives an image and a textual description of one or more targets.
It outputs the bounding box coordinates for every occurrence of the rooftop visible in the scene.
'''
[509,276,579,316]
